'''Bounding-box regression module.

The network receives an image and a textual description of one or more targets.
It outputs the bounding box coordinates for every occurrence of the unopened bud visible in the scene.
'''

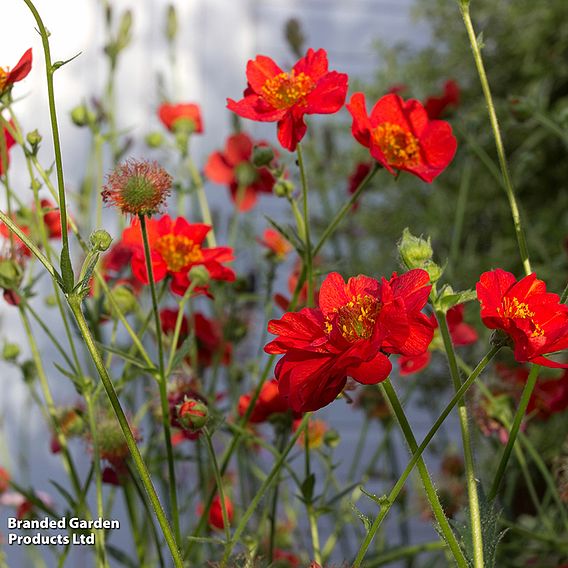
[21,359,37,384]
[177,398,208,431]
[26,129,42,150]
[324,429,340,448]
[188,265,210,287]
[104,284,137,317]
[90,229,113,252]
[0,259,23,290]
[71,105,94,127]
[2,342,20,361]
[284,18,305,58]
[117,10,133,51]
[166,4,178,43]
[145,132,164,148]
[235,162,258,187]
[252,145,274,168]
[398,228,433,270]
[273,179,294,198]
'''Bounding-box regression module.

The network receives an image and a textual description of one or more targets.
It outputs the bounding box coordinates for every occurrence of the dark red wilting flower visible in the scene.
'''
[347,161,373,211]
[238,379,299,423]
[496,364,568,420]
[477,269,568,368]
[121,215,236,296]
[160,308,232,366]
[265,270,434,412]
[0,467,9,494]
[398,304,478,376]
[347,92,457,182]
[102,159,172,217]
[227,48,348,151]
[0,119,16,176]
[257,228,292,261]
[205,132,276,211]
[425,80,460,120]
[158,102,203,133]
[197,494,234,530]
[0,49,32,94]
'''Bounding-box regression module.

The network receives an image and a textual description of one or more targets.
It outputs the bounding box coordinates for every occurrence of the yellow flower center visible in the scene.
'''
[155,234,203,273]
[325,294,381,341]
[0,68,7,92]
[372,122,420,167]
[261,71,315,109]
[499,296,544,337]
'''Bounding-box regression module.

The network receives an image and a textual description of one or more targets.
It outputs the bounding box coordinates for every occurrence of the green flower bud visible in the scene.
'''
[104,284,138,317]
[166,4,178,43]
[324,429,341,448]
[398,228,433,270]
[90,229,113,252]
[145,132,164,148]
[45,294,58,307]
[70,105,95,127]
[21,360,37,384]
[117,10,133,52]
[0,259,23,290]
[284,18,305,58]
[252,145,274,167]
[423,259,443,284]
[188,265,210,287]
[26,129,42,148]
[235,162,258,187]
[2,342,20,361]
[273,179,294,198]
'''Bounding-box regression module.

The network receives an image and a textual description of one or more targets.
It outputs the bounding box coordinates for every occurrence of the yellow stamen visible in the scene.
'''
[261,71,315,109]
[372,122,420,168]
[155,234,203,272]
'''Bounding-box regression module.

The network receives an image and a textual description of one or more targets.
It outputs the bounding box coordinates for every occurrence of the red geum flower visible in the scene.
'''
[0,119,16,176]
[257,228,292,261]
[346,92,457,182]
[238,379,299,423]
[0,49,32,94]
[265,270,434,412]
[0,467,9,494]
[477,269,568,368]
[294,418,327,449]
[158,102,203,133]
[425,80,460,120]
[205,133,276,211]
[227,48,348,151]
[38,199,67,239]
[497,364,568,420]
[197,495,234,530]
[121,215,236,296]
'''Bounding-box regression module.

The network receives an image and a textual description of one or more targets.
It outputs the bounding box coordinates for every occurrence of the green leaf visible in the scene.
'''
[264,215,303,253]
[437,286,477,313]
[95,342,158,375]
[106,544,139,568]
[301,473,316,503]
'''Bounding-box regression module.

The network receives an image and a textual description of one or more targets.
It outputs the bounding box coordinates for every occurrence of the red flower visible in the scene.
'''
[347,162,373,210]
[257,228,292,260]
[399,350,432,376]
[238,379,298,423]
[425,80,460,120]
[265,270,434,412]
[38,199,66,239]
[197,495,234,530]
[227,48,348,151]
[158,103,203,133]
[274,259,320,311]
[497,364,568,420]
[205,133,276,211]
[477,269,568,368]
[346,92,457,182]
[0,49,32,94]
[0,119,16,176]
[0,467,9,494]
[121,215,236,296]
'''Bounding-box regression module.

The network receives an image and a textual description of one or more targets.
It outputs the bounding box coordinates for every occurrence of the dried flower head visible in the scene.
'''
[102,159,172,217]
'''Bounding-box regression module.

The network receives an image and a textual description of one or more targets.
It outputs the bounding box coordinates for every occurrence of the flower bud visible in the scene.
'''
[284,18,305,58]
[252,145,274,167]
[104,284,137,317]
[324,429,340,448]
[188,265,210,287]
[26,129,42,151]
[145,132,164,148]
[235,162,258,187]
[21,359,37,384]
[90,229,113,252]
[423,259,443,284]
[398,228,433,270]
[176,398,209,432]
[70,105,94,127]
[117,10,133,52]
[273,179,294,198]
[165,4,178,43]
[2,342,20,361]
[0,259,23,290]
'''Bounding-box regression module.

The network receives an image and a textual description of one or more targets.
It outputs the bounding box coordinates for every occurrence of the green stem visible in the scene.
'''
[436,311,484,568]
[352,347,499,567]
[186,156,216,247]
[488,364,539,500]
[296,143,314,306]
[21,0,74,288]
[66,295,183,568]
[268,429,287,564]
[139,215,181,545]
[366,541,446,567]
[314,164,380,256]
[458,0,531,276]
[220,413,312,566]
[381,379,467,568]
